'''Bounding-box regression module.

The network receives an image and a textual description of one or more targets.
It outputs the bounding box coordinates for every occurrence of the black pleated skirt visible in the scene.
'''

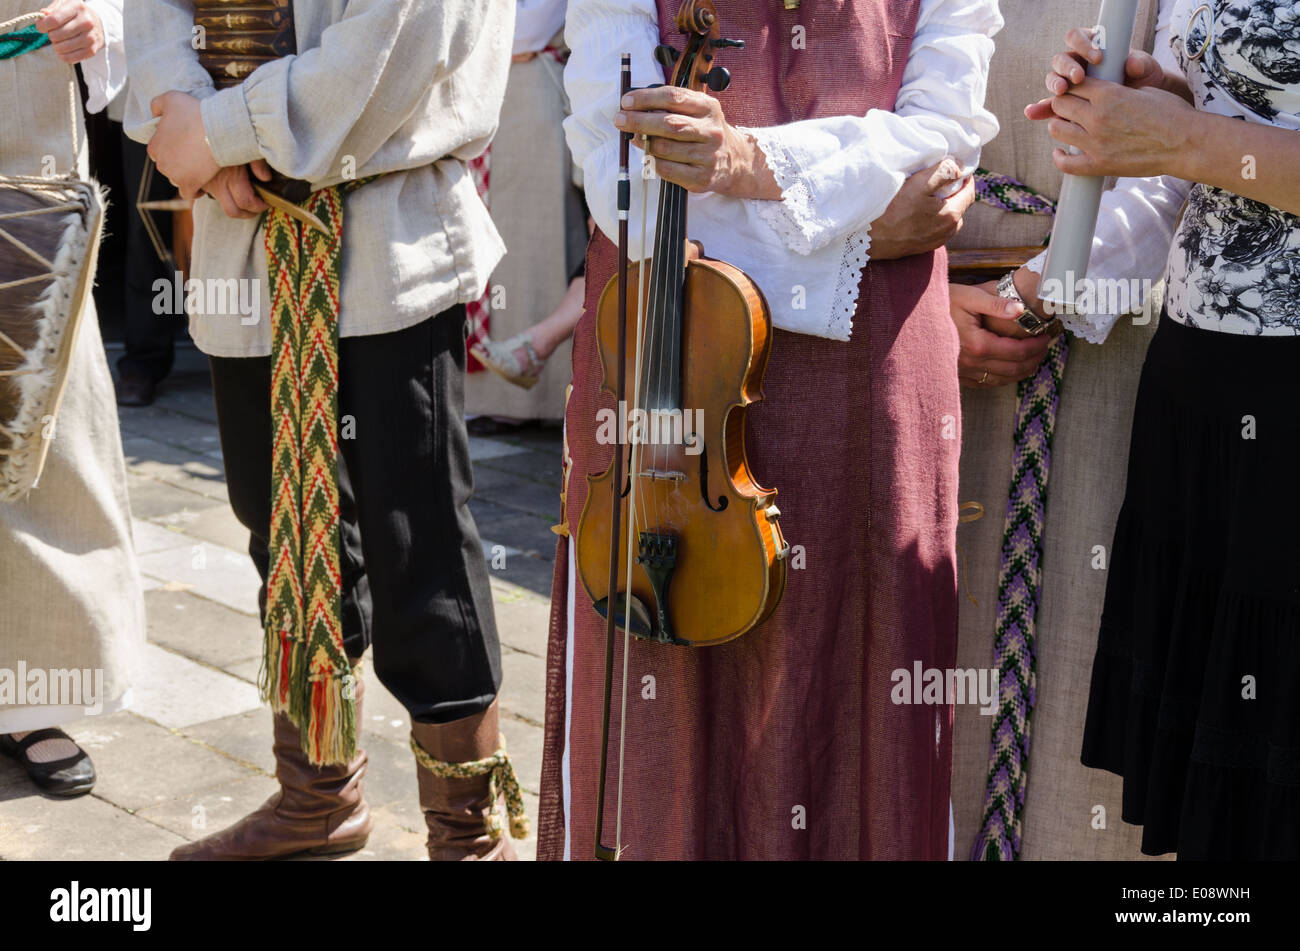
[1082,313,1300,860]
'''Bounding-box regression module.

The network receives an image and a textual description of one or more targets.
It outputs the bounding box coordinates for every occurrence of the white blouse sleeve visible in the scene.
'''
[1024,174,1192,343]
[1024,0,1190,344]
[514,0,568,56]
[564,0,1001,341]
[80,0,126,115]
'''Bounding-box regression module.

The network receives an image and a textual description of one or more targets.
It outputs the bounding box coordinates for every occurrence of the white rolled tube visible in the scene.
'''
[1039,0,1141,313]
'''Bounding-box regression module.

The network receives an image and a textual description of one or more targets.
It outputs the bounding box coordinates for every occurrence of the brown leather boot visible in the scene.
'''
[412,698,520,861]
[170,677,371,861]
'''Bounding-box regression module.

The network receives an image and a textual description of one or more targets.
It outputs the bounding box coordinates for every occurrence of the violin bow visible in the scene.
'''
[594,52,636,863]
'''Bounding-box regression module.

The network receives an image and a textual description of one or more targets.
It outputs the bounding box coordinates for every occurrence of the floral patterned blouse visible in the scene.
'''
[1164,0,1300,334]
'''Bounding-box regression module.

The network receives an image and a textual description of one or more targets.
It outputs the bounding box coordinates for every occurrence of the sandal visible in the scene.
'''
[0,729,96,797]
[471,333,546,390]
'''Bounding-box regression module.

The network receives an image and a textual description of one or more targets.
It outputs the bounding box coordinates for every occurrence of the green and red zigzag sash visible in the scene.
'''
[261,181,368,766]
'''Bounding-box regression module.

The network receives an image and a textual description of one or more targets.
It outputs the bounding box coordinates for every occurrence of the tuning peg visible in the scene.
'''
[712,38,745,49]
[705,66,731,92]
[654,45,679,69]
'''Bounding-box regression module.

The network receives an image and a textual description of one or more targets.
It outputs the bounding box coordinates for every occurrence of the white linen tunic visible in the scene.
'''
[123,0,516,358]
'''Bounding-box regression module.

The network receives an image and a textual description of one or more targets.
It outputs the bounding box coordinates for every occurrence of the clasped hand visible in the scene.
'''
[148,91,269,219]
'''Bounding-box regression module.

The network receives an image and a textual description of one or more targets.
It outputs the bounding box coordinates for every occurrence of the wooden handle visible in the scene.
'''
[947,247,1043,274]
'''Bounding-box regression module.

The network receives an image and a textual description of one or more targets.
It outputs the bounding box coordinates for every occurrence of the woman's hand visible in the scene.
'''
[870,160,974,260]
[1027,79,1194,179]
[1025,25,1199,180]
[614,86,781,200]
[1042,27,1173,97]
[35,0,105,65]
[950,281,1054,387]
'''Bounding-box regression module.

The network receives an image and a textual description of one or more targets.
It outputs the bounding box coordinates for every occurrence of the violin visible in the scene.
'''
[572,0,789,859]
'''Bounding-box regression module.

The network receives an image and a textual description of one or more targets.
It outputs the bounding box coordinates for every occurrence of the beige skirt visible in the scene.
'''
[0,303,145,732]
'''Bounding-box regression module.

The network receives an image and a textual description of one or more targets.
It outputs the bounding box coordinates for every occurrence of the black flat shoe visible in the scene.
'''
[116,373,157,407]
[0,729,96,797]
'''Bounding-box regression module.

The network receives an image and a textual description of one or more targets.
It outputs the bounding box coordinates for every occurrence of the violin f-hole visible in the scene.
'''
[698,442,728,512]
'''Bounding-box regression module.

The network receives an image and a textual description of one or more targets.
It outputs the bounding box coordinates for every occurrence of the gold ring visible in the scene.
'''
[1185,4,1213,63]
[979,370,989,385]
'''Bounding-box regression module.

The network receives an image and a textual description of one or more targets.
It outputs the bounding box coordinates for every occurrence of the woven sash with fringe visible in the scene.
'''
[967,170,1073,860]
[262,180,370,766]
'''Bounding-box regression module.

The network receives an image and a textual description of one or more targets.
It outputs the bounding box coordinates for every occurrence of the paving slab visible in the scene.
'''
[500,647,546,726]
[118,405,225,457]
[122,434,229,502]
[493,423,564,452]
[125,643,262,730]
[182,708,276,775]
[490,577,555,658]
[133,774,278,855]
[468,435,531,462]
[12,361,571,862]
[482,549,557,599]
[145,588,263,672]
[478,448,563,487]
[0,789,186,860]
[125,472,227,521]
[175,504,252,553]
[135,541,261,617]
[477,508,564,560]
[64,710,257,813]
[131,518,194,555]
[474,466,564,520]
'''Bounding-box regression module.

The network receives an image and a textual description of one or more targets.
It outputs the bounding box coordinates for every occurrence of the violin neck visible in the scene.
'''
[640,178,689,414]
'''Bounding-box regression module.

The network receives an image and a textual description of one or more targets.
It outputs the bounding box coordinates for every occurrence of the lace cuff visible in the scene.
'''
[1023,256,1114,346]
[826,229,871,340]
[744,126,829,257]
[745,126,871,340]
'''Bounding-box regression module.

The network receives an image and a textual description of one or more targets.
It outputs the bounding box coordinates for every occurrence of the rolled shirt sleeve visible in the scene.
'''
[196,0,513,185]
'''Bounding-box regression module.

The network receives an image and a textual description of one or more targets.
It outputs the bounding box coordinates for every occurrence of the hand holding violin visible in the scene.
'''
[615,85,781,199]
[615,89,974,259]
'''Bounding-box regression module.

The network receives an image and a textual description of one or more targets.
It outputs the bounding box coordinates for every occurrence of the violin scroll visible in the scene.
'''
[666,0,745,94]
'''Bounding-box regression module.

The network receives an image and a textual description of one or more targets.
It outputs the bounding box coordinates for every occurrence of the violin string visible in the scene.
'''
[644,150,667,535]
[648,55,691,512]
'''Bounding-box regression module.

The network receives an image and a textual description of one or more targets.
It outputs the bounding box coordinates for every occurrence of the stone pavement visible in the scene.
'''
[0,344,562,861]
